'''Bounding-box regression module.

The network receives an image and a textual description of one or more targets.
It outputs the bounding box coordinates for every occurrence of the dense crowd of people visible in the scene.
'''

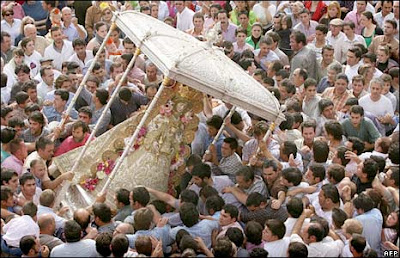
[0,0,399,257]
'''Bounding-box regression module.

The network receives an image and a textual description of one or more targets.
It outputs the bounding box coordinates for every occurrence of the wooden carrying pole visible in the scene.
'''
[53,16,118,208]
[98,77,170,195]
[204,106,237,155]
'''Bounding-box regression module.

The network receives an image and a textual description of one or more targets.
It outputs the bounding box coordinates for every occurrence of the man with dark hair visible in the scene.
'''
[124,186,150,225]
[188,163,238,209]
[284,197,310,237]
[43,89,78,123]
[288,241,308,257]
[203,115,225,161]
[204,137,242,182]
[2,138,28,176]
[20,235,49,257]
[262,219,290,256]
[1,202,39,256]
[170,202,218,249]
[290,208,344,256]
[341,105,381,150]
[350,234,367,257]
[23,111,50,144]
[352,158,379,194]
[92,203,116,234]
[241,192,288,226]
[44,25,75,71]
[216,204,243,239]
[316,98,337,137]
[110,234,130,257]
[69,38,93,70]
[50,220,98,256]
[223,166,267,206]
[54,120,90,157]
[113,188,133,222]
[353,193,383,253]
[1,127,16,163]
[110,86,148,126]
[289,30,318,80]
[314,183,341,227]
[1,31,15,64]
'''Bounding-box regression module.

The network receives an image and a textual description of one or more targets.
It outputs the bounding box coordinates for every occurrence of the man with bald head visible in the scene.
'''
[18,24,50,56]
[113,223,134,237]
[61,7,87,41]
[73,208,98,240]
[38,214,63,251]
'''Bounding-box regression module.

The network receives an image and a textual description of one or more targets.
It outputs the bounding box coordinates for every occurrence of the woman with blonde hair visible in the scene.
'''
[14,16,35,46]
[319,1,341,25]
[358,63,374,91]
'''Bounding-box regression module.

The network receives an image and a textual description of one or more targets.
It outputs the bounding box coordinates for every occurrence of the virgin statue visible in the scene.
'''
[52,82,203,210]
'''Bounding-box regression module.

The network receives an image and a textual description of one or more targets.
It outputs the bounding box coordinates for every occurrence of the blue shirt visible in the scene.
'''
[169,219,219,248]
[204,133,225,161]
[126,225,173,253]
[43,105,78,123]
[355,208,383,255]
[62,23,79,42]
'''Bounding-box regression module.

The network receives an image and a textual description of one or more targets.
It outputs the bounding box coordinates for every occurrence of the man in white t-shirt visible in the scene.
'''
[44,27,74,71]
[359,78,394,129]
[175,1,194,31]
[263,219,290,257]
[344,47,361,83]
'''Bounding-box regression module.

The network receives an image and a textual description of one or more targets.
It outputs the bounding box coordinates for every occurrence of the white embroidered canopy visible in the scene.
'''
[115,11,285,124]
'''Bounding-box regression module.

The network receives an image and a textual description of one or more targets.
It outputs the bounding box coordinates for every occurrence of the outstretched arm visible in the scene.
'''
[146,187,178,208]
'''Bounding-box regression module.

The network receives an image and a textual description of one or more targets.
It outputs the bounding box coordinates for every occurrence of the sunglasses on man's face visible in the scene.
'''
[4,13,14,16]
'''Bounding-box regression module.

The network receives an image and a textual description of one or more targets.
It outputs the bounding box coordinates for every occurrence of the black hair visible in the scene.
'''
[180,189,199,206]
[192,163,211,180]
[131,186,150,207]
[287,197,304,218]
[179,202,199,227]
[282,167,302,186]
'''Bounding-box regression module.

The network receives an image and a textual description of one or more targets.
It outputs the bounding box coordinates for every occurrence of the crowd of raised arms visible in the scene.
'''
[0,1,399,257]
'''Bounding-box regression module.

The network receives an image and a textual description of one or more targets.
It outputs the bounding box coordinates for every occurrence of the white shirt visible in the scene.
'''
[37,205,67,231]
[359,94,394,118]
[34,69,61,84]
[253,3,276,25]
[345,62,361,82]
[374,12,393,28]
[339,35,366,64]
[284,217,310,237]
[37,80,54,100]
[176,7,194,31]
[67,50,94,70]
[157,1,169,21]
[44,40,75,71]
[263,237,290,257]
[290,233,344,257]
[1,19,22,45]
[326,31,346,62]
[3,215,40,247]
[384,15,399,40]
[212,104,252,129]
[24,51,42,78]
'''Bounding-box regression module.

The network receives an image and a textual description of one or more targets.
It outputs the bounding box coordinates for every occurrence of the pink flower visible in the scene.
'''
[97,163,105,171]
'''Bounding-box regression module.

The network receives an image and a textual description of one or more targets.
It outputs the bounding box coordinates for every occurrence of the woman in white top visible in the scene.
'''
[87,22,108,51]
[20,37,42,78]
[233,27,254,54]
[252,1,276,28]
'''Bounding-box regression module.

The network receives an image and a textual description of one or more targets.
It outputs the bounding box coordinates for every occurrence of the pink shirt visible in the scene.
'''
[344,11,364,35]
[54,133,92,157]
[2,154,24,176]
